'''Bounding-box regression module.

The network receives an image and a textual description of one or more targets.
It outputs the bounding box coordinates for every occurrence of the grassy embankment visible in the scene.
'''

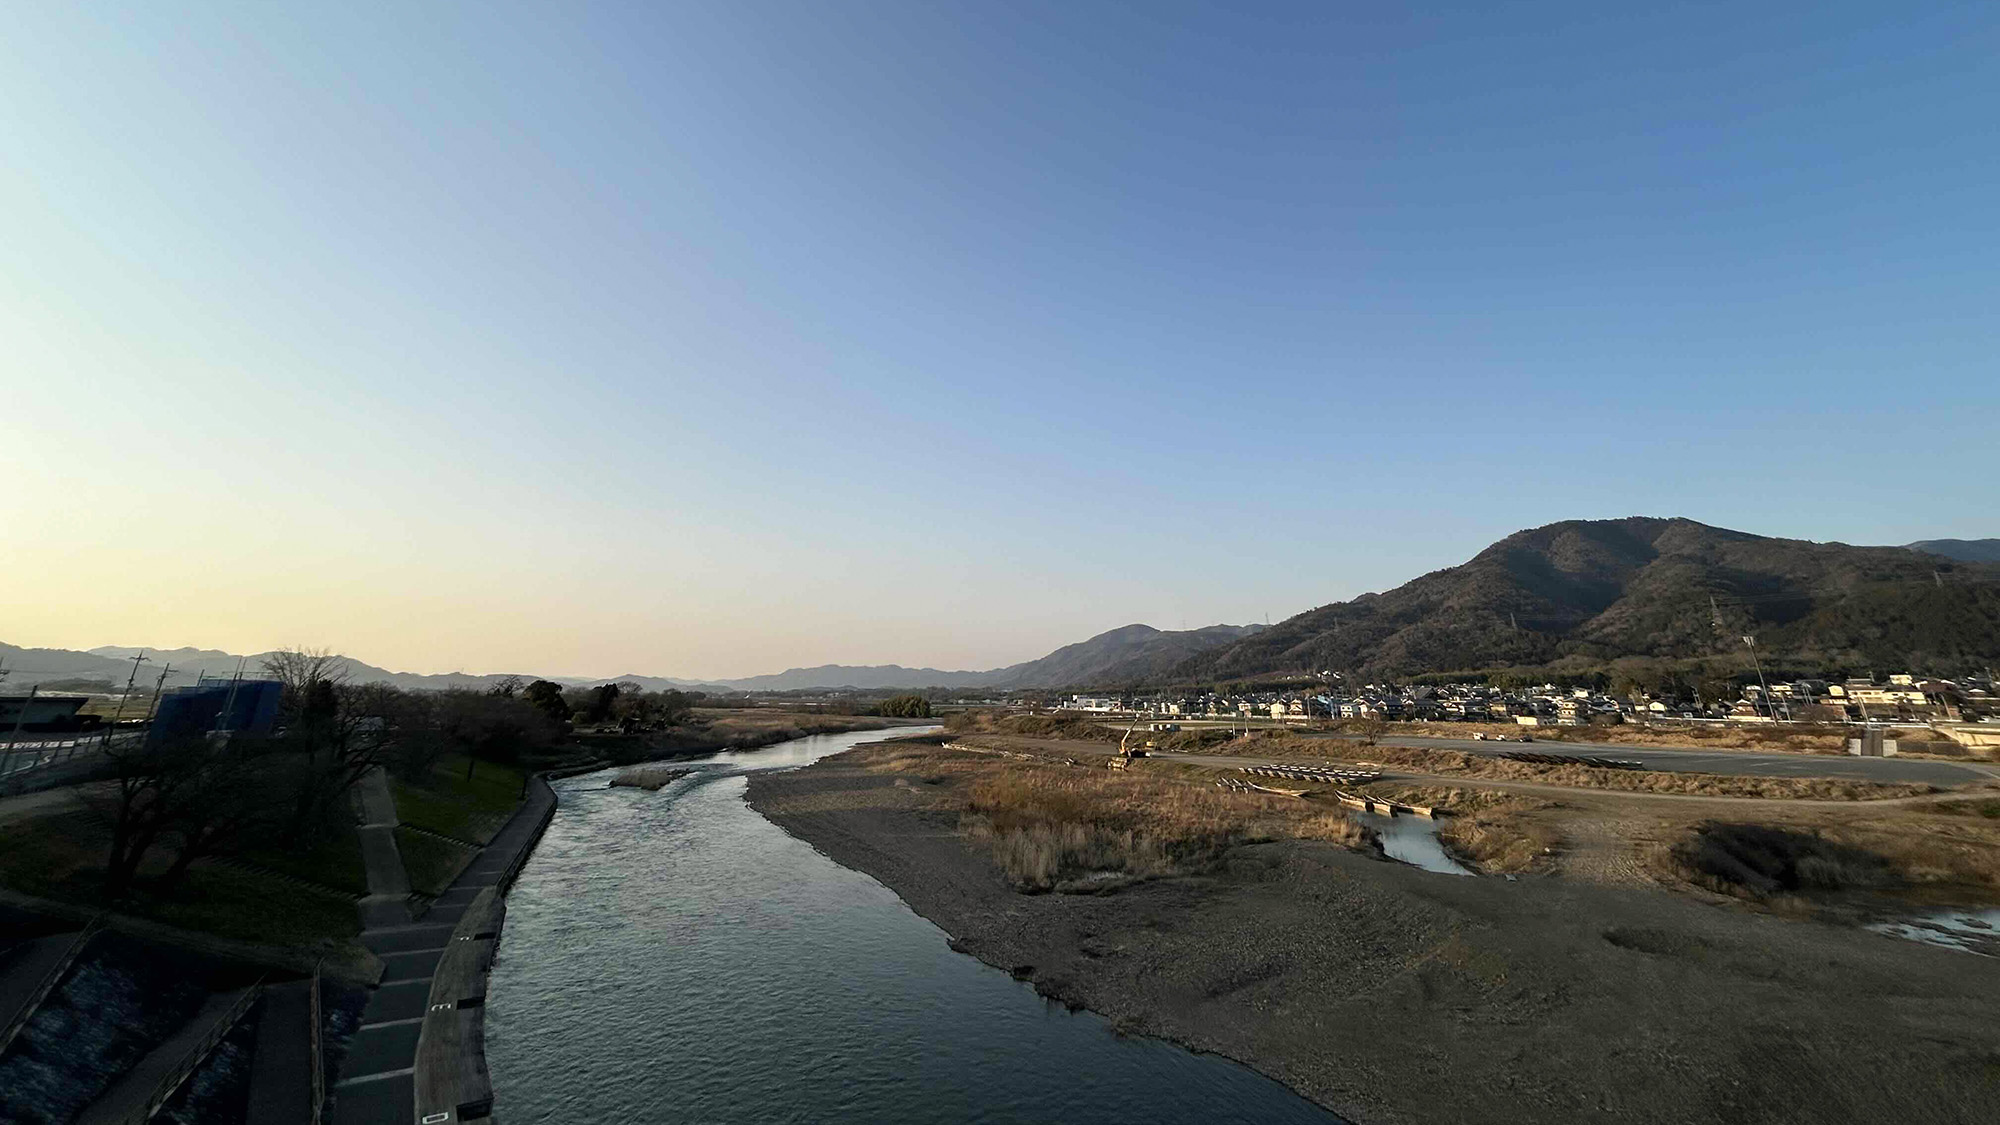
[0,751,533,951]
[390,753,528,895]
[0,805,367,951]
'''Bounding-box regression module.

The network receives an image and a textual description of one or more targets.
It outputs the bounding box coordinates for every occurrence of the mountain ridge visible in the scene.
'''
[1906,538,2000,564]
[1168,517,2000,684]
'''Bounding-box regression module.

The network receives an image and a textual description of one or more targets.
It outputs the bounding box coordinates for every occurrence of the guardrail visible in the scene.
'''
[309,960,324,1125]
[0,917,101,1056]
[118,980,264,1125]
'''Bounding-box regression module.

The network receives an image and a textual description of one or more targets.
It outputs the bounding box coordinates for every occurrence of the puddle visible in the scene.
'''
[1867,908,2000,955]
[1356,811,1474,876]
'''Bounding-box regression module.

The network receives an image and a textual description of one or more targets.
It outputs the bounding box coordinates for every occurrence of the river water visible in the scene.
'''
[1355,811,1474,876]
[486,729,1341,1123]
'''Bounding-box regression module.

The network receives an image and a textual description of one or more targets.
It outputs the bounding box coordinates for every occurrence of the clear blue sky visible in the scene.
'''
[5,2,1995,678]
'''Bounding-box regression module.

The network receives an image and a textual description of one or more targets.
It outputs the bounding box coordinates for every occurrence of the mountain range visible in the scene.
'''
[0,623,1266,695]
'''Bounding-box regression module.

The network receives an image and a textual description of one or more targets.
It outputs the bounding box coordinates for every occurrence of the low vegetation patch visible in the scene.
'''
[1932,798,2000,819]
[1663,823,1896,898]
[943,711,1118,743]
[868,745,1370,891]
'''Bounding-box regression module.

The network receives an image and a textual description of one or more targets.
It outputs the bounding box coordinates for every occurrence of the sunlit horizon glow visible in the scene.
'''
[6,3,1995,681]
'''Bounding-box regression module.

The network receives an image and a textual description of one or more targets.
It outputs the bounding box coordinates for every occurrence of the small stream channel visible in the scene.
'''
[1355,811,1474,876]
[486,728,1343,1123]
[1868,907,2000,955]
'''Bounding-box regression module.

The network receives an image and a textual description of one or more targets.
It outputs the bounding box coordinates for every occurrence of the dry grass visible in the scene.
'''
[865,745,1371,891]
[1647,813,2000,907]
[1931,797,2000,819]
[1659,823,1897,899]
[1231,735,1932,801]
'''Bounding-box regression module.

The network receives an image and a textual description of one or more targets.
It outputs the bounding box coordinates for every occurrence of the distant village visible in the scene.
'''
[1058,673,2000,727]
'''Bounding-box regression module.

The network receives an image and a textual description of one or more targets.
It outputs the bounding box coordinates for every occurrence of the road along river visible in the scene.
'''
[485,728,1342,1123]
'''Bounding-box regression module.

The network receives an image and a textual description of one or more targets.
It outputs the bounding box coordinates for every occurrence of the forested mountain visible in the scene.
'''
[1171,518,2000,684]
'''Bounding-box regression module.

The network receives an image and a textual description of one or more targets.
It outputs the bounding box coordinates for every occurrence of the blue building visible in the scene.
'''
[148,679,284,744]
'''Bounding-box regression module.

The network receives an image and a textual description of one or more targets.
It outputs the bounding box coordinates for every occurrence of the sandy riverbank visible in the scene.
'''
[746,741,2000,1125]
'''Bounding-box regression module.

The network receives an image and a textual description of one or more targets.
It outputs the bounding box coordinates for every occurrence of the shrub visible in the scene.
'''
[1668,823,1894,897]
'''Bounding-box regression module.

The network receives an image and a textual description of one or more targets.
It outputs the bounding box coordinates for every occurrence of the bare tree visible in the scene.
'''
[260,647,351,713]
[95,732,287,898]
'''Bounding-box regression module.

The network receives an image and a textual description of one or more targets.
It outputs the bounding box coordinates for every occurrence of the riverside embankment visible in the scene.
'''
[748,739,2000,1125]
[484,728,1342,1124]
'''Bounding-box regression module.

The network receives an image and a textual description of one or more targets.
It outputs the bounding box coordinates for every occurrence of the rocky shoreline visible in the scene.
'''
[746,742,2000,1125]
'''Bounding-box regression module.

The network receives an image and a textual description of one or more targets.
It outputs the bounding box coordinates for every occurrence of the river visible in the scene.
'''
[485,728,1341,1123]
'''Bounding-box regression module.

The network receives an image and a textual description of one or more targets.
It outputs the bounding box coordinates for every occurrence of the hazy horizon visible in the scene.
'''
[9,3,1996,680]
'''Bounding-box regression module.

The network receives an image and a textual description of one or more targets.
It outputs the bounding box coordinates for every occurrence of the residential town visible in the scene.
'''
[1060,673,2000,728]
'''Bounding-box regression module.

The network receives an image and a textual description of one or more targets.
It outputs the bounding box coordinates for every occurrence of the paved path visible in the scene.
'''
[353,768,413,929]
[332,777,555,1125]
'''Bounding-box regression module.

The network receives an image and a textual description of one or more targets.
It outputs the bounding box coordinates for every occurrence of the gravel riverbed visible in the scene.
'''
[747,743,2000,1125]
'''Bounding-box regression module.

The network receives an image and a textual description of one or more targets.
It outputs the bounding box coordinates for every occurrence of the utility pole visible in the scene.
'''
[143,665,171,724]
[102,652,150,753]
[3,684,36,776]
[1743,636,1775,720]
[212,658,246,742]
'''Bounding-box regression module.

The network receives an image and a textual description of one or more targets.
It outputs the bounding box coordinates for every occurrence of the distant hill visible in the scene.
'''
[1906,539,2000,564]
[596,624,1266,691]
[6,622,1262,694]
[982,623,1266,688]
[706,664,995,692]
[1173,517,2000,683]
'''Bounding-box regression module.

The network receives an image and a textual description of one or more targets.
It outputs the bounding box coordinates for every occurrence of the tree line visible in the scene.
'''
[94,652,705,901]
